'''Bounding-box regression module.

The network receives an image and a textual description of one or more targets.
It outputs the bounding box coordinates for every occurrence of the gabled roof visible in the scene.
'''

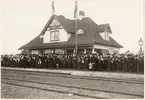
[19,15,123,50]
[97,23,112,33]
[40,15,75,35]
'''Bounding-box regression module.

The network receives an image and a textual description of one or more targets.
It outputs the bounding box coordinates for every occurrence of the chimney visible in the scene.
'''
[79,11,85,20]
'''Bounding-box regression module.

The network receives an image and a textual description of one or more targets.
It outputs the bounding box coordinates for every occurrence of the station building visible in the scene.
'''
[19,11,123,55]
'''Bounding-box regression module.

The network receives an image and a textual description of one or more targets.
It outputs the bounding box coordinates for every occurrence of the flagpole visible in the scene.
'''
[52,1,55,15]
[75,16,77,55]
[75,1,78,55]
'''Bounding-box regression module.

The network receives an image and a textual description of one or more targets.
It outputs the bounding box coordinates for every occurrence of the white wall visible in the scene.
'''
[31,50,39,54]
[44,49,52,54]
[94,44,120,53]
[43,18,72,43]
[43,29,71,43]
[43,31,50,43]
[99,31,110,41]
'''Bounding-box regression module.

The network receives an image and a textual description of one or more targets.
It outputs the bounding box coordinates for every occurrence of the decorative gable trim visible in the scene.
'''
[47,19,63,31]
[39,15,54,36]
[49,19,60,26]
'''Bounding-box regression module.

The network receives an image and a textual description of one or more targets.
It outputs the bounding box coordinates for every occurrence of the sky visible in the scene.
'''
[0,0,143,54]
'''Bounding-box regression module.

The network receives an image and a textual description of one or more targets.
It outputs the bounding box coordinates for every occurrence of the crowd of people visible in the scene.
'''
[1,53,144,74]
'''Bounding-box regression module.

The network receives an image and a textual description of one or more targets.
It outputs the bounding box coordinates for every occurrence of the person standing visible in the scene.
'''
[84,54,89,70]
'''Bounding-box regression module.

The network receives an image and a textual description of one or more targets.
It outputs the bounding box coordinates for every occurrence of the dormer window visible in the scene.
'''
[100,31,110,41]
[77,29,84,34]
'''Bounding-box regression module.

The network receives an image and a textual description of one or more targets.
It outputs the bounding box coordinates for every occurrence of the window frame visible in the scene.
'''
[77,29,84,34]
[50,30,59,42]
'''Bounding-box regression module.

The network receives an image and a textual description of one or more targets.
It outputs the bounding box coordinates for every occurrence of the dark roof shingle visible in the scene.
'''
[97,23,112,33]
[19,15,123,50]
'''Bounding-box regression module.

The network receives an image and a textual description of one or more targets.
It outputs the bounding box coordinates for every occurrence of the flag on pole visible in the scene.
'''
[74,1,78,18]
[52,1,55,15]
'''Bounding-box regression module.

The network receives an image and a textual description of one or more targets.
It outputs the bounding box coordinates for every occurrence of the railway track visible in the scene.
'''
[1,77,143,99]
[2,77,107,99]
[2,69,144,84]
[2,82,105,99]
[2,69,144,99]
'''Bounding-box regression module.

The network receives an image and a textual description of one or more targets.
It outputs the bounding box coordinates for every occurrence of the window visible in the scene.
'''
[31,50,38,54]
[50,30,59,41]
[77,29,84,34]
